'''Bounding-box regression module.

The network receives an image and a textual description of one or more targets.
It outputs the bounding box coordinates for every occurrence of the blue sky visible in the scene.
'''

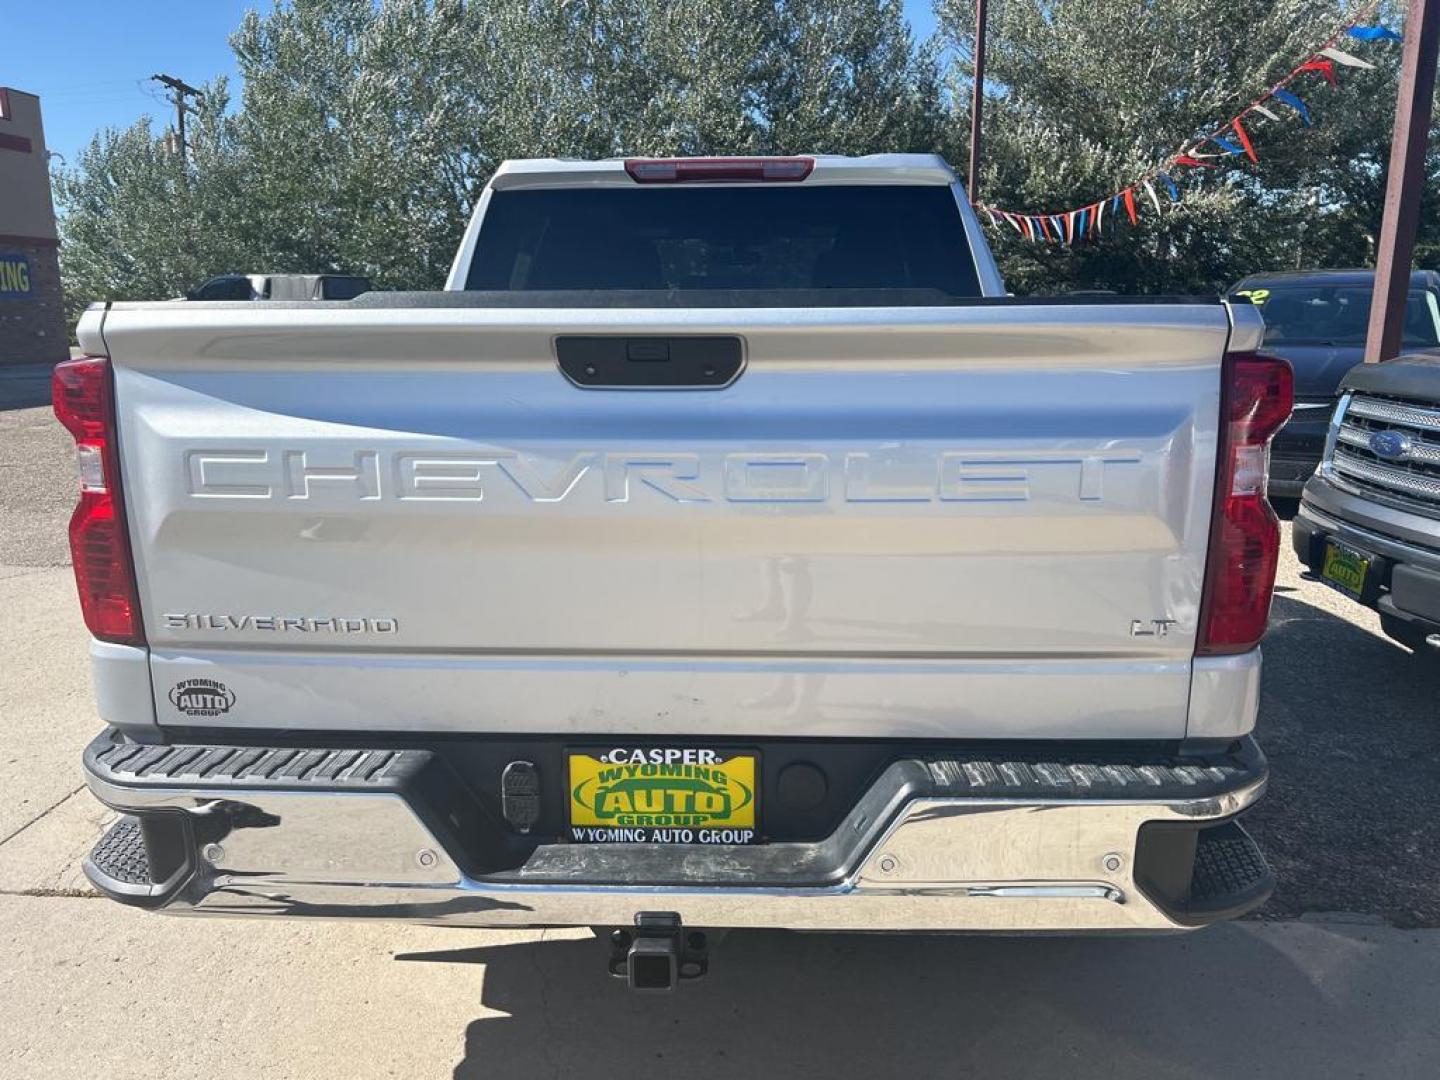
[6,1,941,167]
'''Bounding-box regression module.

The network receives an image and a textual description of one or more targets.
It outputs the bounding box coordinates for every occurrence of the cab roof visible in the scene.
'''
[1234,268,1440,289]
[487,154,958,190]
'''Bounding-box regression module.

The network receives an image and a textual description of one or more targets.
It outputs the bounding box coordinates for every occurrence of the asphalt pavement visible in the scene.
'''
[2,360,1438,1078]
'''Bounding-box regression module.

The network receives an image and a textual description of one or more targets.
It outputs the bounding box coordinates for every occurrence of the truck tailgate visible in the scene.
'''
[100,301,1230,738]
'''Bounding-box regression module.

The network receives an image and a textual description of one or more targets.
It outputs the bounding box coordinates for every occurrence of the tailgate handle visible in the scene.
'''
[626,340,670,363]
[557,336,744,389]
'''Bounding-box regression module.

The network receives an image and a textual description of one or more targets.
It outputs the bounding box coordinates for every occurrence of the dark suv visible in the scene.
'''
[1294,349,1440,654]
[1230,269,1440,497]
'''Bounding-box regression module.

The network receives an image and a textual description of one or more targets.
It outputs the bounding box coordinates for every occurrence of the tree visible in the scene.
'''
[54,83,252,320]
[934,0,1439,294]
[54,0,936,320]
[55,0,1437,312]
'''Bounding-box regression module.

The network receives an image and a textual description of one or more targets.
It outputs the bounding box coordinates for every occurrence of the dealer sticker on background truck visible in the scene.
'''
[568,748,758,844]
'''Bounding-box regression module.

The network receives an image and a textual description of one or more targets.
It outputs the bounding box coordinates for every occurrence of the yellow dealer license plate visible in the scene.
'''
[568,748,759,844]
[1321,541,1371,598]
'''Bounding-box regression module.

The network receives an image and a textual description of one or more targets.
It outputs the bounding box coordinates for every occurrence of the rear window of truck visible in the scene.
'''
[464,185,981,301]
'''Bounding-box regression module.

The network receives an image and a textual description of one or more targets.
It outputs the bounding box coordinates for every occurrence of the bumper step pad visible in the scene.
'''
[83,814,192,908]
[1188,821,1274,919]
[925,754,1255,801]
[87,816,150,887]
[88,739,430,791]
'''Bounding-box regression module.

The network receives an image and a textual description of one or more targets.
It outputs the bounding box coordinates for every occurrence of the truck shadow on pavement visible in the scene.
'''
[398,922,1436,1079]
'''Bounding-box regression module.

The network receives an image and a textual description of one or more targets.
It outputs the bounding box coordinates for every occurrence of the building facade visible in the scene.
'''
[1,87,67,365]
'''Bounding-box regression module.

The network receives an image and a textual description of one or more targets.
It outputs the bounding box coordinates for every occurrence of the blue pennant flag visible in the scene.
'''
[1078,206,1089,236]
[1347,25,1402,43]
[1110,193,1122,216]
[1158,172,1180,200]
[1213,135,1244,155]
[1273,88,1312,125]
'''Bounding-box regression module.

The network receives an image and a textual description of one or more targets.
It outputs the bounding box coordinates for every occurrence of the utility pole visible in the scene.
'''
[149,73,204,161]
[967,0,989,201]
[1364,0,1440,363]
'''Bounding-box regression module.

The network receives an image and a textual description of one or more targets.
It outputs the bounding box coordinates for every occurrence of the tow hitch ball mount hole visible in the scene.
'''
[607,912,709,991]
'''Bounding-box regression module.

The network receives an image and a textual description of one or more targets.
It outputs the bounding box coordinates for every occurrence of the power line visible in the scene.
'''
[148,73,204,160]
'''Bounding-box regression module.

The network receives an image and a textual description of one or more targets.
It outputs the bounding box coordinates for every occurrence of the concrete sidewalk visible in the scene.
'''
[3,896,1437,1079]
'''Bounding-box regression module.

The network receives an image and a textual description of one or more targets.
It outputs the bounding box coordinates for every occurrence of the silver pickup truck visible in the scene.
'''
[63,154,1291,990]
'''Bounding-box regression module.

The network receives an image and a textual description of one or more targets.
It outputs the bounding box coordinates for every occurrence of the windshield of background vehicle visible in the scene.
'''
[1232,284,1440,347]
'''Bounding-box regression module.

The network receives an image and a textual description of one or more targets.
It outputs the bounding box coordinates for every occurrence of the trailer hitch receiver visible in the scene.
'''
[608,912,709,991]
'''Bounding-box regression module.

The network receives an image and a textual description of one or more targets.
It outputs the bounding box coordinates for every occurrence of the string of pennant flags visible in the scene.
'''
[978,4,1405,246]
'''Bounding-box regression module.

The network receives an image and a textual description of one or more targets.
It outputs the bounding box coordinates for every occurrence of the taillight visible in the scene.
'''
[52,356,145,645]
[624,157,814,183]
[1197,351,1294,655]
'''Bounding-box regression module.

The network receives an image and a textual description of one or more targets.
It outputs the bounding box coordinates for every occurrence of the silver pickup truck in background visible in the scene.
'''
[61,154,1291,990]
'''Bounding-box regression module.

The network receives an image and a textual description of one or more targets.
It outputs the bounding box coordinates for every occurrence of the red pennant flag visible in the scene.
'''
[1037,216,1053,241]
[1174,155,1217,169]
[1297,59,1337,86]
[1232,117,1259,164]
[1090,202,1102,236]
[1123,187,1138,225]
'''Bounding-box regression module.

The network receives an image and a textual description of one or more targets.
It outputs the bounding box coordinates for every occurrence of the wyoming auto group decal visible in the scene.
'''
[169,678,235,718]
[569,748,757,844]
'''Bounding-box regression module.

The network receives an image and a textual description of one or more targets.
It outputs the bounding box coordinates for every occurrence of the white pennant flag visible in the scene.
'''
[1143,179,1163,217]
[1320,46,1375,69]
[1096,197,1107,232]
[1252,104,1281,121]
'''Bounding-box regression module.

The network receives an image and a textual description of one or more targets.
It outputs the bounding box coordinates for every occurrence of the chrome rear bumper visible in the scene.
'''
[82,732,1271,933]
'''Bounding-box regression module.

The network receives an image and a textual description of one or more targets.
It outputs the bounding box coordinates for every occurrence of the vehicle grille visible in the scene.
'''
[1331,394,1440,515]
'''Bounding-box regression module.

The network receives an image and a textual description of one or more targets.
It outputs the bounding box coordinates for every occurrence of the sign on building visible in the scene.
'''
[1,85,67,364]
[0,254,33,297]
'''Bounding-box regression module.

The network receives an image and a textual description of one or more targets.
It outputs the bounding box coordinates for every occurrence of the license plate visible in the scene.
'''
[567,748,759,844]
[1321,540,1371,598]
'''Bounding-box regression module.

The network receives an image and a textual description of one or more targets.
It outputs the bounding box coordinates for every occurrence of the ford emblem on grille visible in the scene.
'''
[1368,429,1413,461]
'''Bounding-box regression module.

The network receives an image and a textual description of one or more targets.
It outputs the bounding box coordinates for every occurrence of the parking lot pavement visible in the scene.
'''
[0,362,72,573]
[1247,503,1440,928]
[3,894,1438,1080]
[2,361,1438,1077]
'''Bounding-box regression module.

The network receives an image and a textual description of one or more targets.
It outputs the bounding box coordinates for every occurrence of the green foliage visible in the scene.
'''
[53,0,1439,315]
[54,83,252,313]
[55,0,935,319]
[934,0,1440,293]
